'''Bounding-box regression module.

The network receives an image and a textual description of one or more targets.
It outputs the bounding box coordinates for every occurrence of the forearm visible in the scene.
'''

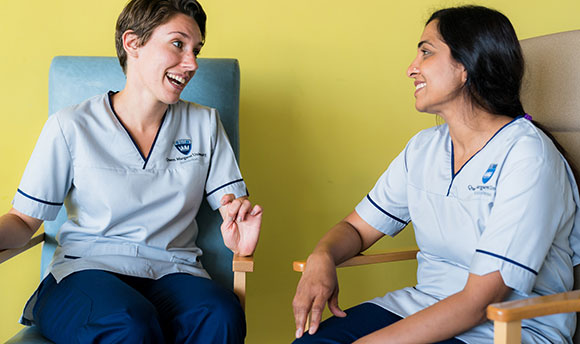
[309,220,364,266]
[358,291,487,343]
[0,210,39,250]
[356,271,510,344]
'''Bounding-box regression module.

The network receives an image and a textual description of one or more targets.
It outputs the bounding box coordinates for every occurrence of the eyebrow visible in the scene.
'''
[418,40,435,49]
[169,31,190,38]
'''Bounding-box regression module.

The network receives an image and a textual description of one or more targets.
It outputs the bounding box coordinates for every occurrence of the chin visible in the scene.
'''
[160,94,182,105]
[414,103,427,113]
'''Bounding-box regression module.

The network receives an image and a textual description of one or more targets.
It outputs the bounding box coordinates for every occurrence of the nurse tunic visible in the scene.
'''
[355,117,580,343]
[13,92,248,324]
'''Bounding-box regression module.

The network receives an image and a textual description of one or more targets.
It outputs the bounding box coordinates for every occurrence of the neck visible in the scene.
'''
[439,104,512,174]
[111,87,167,133]
[440,103,512,152]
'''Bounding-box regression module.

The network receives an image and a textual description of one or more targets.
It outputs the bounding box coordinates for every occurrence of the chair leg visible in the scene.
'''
[494,320,521,344]
[234,271,246,310]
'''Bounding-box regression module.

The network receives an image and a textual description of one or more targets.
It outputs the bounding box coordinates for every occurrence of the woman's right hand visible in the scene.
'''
[292,251,347,339]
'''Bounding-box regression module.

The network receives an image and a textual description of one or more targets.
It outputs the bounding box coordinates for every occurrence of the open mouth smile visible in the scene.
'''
[166,72,188,88]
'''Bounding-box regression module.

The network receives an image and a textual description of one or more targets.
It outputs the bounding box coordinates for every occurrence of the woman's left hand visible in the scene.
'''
[219,194,262,256]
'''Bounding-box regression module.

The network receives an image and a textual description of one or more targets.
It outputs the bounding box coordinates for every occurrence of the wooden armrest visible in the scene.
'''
[233,254,254,272]
[232,254,253,310]
[293,248,419,272]
[0,233,45,264]
[487,289,580,322]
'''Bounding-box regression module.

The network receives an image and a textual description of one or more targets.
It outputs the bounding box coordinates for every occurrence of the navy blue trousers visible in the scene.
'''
[292,303,466,344]
[33,270,245,344]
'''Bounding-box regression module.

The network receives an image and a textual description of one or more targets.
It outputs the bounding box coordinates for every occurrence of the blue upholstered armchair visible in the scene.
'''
[0,56,253,343]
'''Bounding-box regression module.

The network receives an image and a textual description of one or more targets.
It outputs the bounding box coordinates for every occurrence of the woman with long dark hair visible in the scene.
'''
[292,6,579,343]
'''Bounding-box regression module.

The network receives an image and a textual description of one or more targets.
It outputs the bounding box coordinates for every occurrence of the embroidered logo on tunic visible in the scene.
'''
[482,163,498,184]
[174,139,192,155]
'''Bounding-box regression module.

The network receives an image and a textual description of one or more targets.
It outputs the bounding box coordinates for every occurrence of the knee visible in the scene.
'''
[203,290,245,329]
[197,291,246,332]
[175,290,246,342]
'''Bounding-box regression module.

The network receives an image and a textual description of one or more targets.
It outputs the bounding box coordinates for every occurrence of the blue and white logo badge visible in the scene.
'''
[174,139,192,155]
[482,163,498,184]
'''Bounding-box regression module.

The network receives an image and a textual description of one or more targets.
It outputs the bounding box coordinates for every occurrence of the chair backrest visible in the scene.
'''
[519,30,580,342]
[43,56,241,291]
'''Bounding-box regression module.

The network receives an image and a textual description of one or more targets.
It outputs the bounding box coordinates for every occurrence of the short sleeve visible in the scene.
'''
[12,115,73,220]
[355,148,410,236]
[470,142,576,295]
[204,110,248,210]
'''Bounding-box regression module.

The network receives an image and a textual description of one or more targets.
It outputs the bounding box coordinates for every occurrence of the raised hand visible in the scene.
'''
[219,194,262,256]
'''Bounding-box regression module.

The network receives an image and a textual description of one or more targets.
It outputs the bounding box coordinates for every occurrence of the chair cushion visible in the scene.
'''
[5,326,52,344]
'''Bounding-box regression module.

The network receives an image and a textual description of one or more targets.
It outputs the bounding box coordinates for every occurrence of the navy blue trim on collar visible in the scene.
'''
[366,194,409,225]
[207,179,245,197]
[475,249,538,275]
[446,116,521,196]
[142,114,166,169]
[17,189,63,206]
[107,91,167,169]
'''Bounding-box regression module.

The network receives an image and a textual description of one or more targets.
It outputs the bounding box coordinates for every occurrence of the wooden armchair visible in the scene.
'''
[294,29,580,343]
[1,56,253,343]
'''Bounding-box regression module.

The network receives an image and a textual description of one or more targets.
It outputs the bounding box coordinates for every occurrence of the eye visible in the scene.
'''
[421,49,432,56]
[172,41,183,49]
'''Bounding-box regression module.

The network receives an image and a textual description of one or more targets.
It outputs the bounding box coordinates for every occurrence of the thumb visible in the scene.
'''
[328,289,346,318]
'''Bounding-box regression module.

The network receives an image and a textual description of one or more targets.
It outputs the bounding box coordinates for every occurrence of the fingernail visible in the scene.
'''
[228,216,234,222]
[237,216,242,222]
[295,328,302,338]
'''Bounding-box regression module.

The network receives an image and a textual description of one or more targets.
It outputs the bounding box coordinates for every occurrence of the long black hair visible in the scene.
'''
[428,6,572,165]
[428,6,524,119]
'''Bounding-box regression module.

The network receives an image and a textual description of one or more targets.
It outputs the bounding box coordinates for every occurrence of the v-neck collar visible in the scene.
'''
[107,91,168,169]
[446,115,522,196]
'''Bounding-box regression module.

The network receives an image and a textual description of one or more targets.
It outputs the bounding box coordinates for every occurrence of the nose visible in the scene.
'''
[407,64,419,78]
[407,56,420,78]
[182,50,198,73]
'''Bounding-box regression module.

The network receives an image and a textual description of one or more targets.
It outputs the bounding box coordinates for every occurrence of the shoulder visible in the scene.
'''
[51,93,110,129]
[44,93,110,138]
[500,118,559,164]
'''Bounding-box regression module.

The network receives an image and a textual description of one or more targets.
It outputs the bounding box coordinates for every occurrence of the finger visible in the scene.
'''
[328,289,346,318]
[227,199,243,222]
[292,296,312,339]
[236,199,252,222]
[308,297,326,335]
[250,204,263,216]
[220,193,235,206]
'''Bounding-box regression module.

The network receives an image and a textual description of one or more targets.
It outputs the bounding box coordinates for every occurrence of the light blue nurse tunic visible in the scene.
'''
[355,117,580,343]
[13,92,248,324]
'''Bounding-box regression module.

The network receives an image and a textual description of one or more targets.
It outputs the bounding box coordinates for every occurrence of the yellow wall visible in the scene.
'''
[1,0,578,342]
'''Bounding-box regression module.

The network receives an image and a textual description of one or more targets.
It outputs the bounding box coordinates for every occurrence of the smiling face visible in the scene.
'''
[407,20,467,115]
[125,13,204,105]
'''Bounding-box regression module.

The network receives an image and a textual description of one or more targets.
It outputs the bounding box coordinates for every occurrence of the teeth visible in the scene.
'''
[415,83,426,90]
[167,73,186,84]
